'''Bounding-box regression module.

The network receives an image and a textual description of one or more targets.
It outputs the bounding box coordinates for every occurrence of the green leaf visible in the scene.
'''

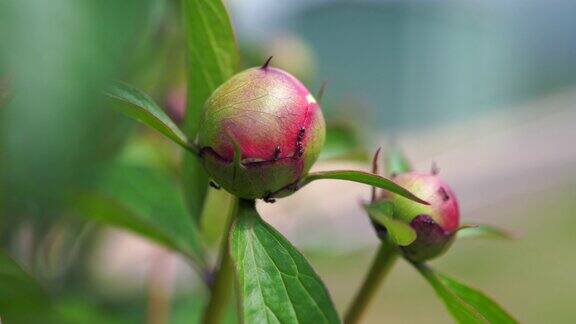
[180,0,240,224]
[385,147,412,176]
[1,0,149,224]
[74,164,206,270]
[181,0,239,137]
[301,170,429,205]
[364,202,416,246]
[456,224,515,240]
[415,264,517,324]
[105,81,193,152]
[0,251,57,323]
[230,200,340,324]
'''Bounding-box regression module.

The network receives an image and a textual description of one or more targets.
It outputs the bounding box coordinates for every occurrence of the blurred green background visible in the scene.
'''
[1,0,576,323]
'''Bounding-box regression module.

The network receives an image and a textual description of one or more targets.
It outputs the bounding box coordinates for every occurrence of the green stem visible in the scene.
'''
[201,196,239,324]
[344,242,398,324]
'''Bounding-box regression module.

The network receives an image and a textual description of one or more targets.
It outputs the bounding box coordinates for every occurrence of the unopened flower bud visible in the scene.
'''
[197,65,325,200]
[387,172,460,262]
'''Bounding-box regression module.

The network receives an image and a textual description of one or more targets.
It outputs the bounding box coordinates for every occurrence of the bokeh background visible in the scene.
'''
[1,0,576,323]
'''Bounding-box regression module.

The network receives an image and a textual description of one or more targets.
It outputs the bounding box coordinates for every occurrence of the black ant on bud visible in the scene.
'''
[296,142,304,157]
[298,127,306,140]
[263,192,276,203]
[209,181,221,190]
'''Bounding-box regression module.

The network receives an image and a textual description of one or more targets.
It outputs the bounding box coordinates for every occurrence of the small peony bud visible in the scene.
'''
[197,65,325,200]
[387,172,460,262]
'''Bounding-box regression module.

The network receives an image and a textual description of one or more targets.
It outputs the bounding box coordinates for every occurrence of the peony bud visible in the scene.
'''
[387,172,460,262]
[197,64,325,200]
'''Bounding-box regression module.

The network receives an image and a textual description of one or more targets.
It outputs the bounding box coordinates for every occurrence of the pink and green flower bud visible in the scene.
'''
[197,64,325,200]
[387,172,460,262]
